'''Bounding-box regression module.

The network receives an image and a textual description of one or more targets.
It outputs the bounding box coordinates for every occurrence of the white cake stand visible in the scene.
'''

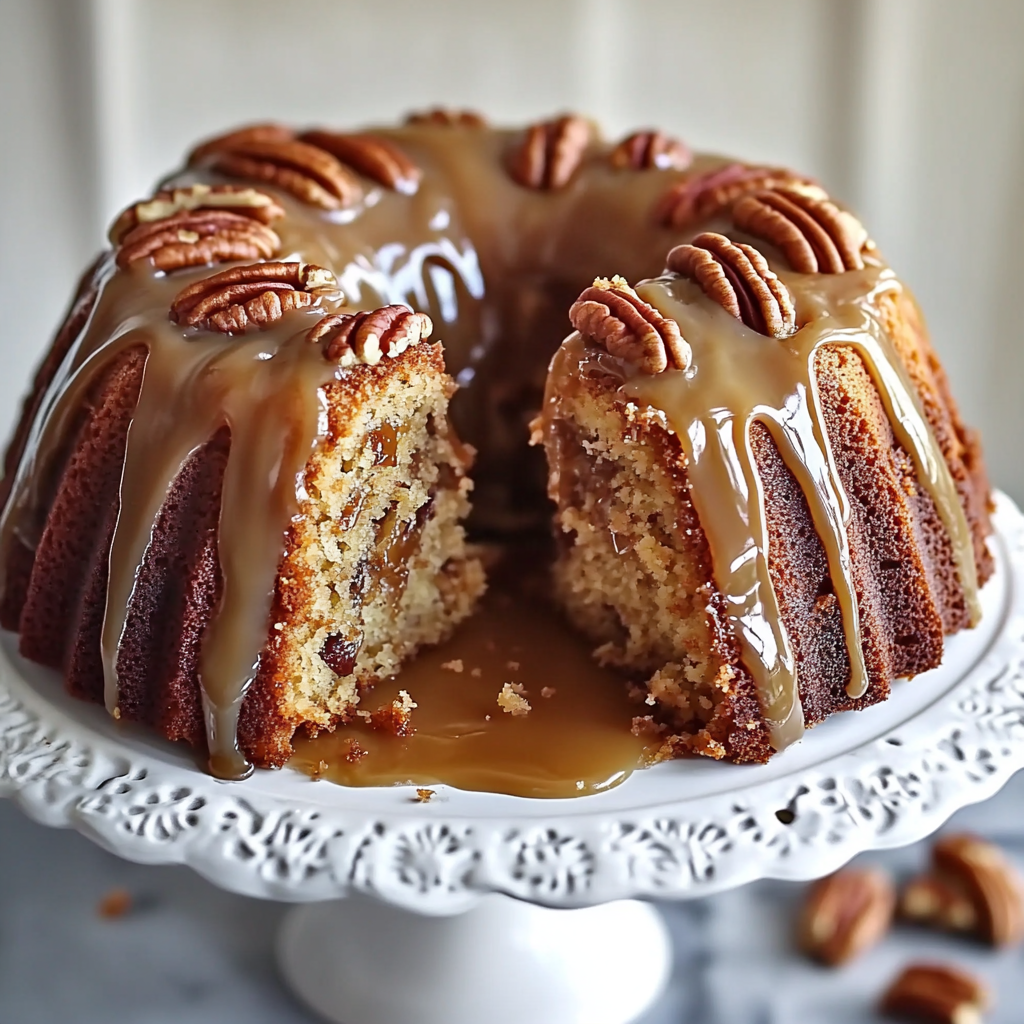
[3,494,1024,1024]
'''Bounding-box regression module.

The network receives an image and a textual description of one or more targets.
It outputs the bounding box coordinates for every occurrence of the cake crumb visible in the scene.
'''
[369,690,418,737]
[414,788,435,803]
[471,667,482,678]
[506,660,520,672]
[97,888,132,919]
[498,682,531,716]
[541,686,556,699]
[441,659,464,673]
[112,706,121,721]
[343,739,368,763]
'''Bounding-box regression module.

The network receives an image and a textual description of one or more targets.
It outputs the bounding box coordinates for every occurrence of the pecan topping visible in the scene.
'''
[300,131,421,195]
[610,130,691,172]
[309,305,433,366]
[188,123,294,164]
[115,210,281,272]
[880,963,989,1024]
[928,833,1024,947]
[110,184,284,243]
[569,275,689,375]
[170,262,337,334]
[508,115,592,190]
[190,126,361,210]
[797,868,895,966]
[666,232,797,338]
[732,188,868,273]
[405,108,486,128]
[656,162,823,229]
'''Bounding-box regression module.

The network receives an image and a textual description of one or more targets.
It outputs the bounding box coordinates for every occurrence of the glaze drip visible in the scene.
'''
[623,266,979,748]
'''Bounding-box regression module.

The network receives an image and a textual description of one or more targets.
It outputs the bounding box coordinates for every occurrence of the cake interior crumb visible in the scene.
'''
[498,681,531,716]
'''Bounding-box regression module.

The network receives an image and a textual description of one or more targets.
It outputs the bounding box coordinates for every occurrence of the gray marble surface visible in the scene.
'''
[2,773,1022,1024]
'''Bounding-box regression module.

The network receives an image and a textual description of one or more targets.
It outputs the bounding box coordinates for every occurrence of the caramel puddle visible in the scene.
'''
[290,553,656,798]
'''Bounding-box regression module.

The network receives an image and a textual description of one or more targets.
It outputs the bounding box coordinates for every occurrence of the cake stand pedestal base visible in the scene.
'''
[276,892,672,1024]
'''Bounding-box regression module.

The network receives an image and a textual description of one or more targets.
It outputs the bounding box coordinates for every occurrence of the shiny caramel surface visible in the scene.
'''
[290,552,655,798]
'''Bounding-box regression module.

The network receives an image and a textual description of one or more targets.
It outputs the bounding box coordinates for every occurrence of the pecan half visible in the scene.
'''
[405,108,486,128]
[300,131,421,195]
[929,833,1024,947]
[880,963,989,1024]
[110,184,284,243]
[569,275,689,375]
[116,210,281,272]
[508,115,592,190]
[666,232,797,338]
[190,127,361,210]
[901,874,980,934]
[656,161,823,229]
[732,188,868,273]
[170,261,337,334]
[797,867,895,966]
[309,305,433,366]
[609,130,691,172]
[188,123,295,164]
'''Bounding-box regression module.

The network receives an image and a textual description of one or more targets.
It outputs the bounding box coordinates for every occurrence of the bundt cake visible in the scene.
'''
[0,111,993,778]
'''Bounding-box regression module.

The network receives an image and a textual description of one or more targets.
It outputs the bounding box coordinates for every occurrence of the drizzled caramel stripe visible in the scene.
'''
[626,269,978,748]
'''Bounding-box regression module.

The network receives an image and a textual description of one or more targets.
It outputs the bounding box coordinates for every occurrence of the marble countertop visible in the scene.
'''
[2,773,1022,1024]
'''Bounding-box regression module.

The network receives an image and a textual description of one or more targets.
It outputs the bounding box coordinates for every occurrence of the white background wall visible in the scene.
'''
[1,0,1022,499]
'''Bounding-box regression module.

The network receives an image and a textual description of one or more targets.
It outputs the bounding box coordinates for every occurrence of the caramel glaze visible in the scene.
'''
[292,551,655,798]
[0,118,985,779]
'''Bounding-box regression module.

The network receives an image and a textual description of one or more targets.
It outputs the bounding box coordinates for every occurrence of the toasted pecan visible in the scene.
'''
[190,126,361,210]
[116,210,281,271]
[309,305,433,366]
[300,131,421,194]
[930,834,1024,947]
[188,123,295,164]
[901,875,979,935]
[405,108,487,128]
[610,130,691,172]
[797,867,895,966]
[569,275,688,375]
[110,184,284,243]
[170,261,337,334]
[656,162,823,229]
[880,963,989,1024]
[733,188,868,273]
[666,232,797,338]
[508,115,592,190]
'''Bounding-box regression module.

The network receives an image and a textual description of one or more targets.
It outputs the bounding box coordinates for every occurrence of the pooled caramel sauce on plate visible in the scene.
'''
[290,552,657,799]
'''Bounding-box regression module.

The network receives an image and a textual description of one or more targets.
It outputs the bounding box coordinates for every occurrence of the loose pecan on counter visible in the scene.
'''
[796,867,895,966]
[170,261,337,334]
[666,232,797,338]
[609,130,691,172]
[405,108,487,128]
[300,131,421,194]
[508,115,592,190]
[880,963,989,1024]
[901,833,1024,947]
[656,162,823,229]
[189,124,361,210]
[309,305,433,366]
[569,275,689,375]
[732,188,869,273]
